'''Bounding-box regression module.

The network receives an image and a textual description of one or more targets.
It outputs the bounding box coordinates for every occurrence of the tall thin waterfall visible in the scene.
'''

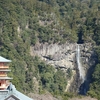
[76,44,85,83]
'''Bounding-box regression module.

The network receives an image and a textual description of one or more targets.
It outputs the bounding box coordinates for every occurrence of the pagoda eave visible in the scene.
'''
[0,56,11,62]
[0,70,11,72]
[0,77,13,80]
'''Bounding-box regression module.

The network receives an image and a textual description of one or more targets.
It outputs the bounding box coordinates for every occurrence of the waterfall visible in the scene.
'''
[76,44,85,83]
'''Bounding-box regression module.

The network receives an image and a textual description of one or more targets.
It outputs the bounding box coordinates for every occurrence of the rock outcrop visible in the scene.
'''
[30,43,97,93]
[28,93,58,100]
[30,43,76,70]
[69,96,97,100]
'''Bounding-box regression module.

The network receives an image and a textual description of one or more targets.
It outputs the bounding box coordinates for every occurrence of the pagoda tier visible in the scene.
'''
[0,56,12,90]
[0,66,9,69]
[0,80,10,89]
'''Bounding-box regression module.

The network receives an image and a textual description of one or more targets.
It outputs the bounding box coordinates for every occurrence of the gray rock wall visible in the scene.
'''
[30,43,96,93]
[30,43,76,70]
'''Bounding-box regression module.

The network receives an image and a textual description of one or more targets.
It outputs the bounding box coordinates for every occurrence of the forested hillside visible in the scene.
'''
[0,0,100,100]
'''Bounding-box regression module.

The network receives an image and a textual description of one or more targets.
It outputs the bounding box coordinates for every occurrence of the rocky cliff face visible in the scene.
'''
[30,43,97,93]
[69,43,97,93]
[30,43,76,69]
[80,43,97,78]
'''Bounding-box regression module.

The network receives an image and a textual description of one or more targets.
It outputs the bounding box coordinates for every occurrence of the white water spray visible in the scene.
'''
[76,44,85,83]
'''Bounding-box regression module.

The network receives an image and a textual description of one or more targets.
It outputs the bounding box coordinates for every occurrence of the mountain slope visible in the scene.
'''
[0,0,100,99]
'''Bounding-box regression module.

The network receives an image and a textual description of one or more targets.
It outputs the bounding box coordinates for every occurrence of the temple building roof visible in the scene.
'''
[0,56,11,62]
[0,83,33,100]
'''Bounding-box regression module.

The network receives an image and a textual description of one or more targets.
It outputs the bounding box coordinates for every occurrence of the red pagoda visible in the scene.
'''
[0,56,33,100]
[0,56,12,90]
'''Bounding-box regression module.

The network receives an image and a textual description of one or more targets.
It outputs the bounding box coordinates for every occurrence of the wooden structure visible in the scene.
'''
[0,56,33,100]
[0,56,12,90]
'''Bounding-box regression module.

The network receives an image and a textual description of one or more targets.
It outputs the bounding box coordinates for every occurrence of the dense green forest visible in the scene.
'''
[0,0,100,99]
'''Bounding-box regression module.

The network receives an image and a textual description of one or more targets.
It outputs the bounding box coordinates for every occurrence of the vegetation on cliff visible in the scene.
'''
[87,25,100,99]
[0,0,100,99]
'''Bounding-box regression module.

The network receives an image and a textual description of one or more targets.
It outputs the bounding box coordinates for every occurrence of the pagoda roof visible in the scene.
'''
[0,56,11,62]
